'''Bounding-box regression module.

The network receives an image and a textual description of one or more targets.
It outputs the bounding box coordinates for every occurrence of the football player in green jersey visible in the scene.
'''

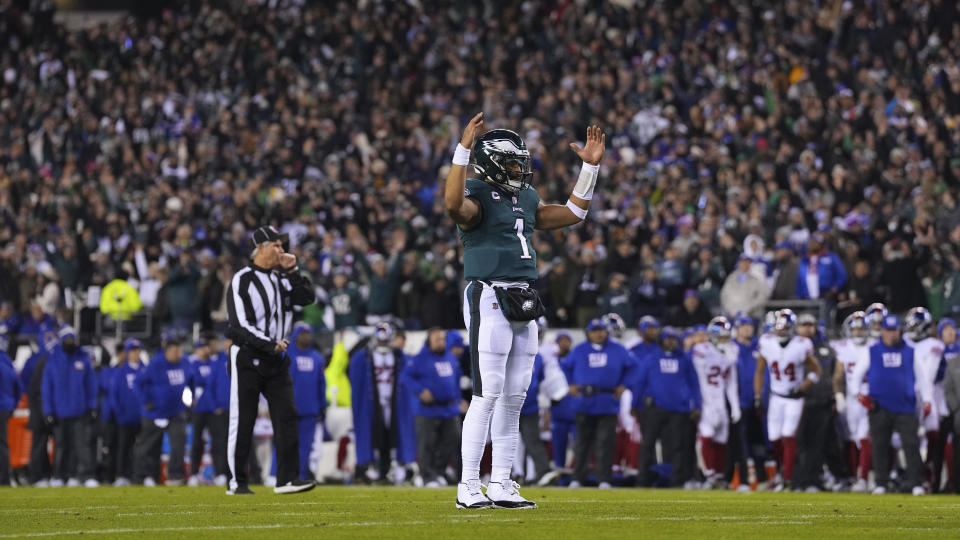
[446,112,604,509]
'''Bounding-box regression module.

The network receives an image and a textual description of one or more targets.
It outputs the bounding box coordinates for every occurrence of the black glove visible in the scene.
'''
[87,409,98,422]
[45,415,57,427]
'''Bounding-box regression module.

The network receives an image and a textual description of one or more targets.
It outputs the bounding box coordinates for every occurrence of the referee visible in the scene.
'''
[226,226,317,495]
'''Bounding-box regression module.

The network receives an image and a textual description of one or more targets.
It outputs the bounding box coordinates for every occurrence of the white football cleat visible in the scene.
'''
[143,477,157,487]
[872,486,886,495]
[165,479,184,486]
[66,478,81,488]
[84,479,100,488]
[598,482,612,490]
[568,480,582,489]
[425,480,441,488]
[912,486,926,496]
[536,470,560,487]
[34,480,50,488]
[113,477,131,487]
[456,480,494,509]
[736,484,751,492]
[264,476,277,488]
[213,475,228,487]
[682,480,701,490]
[49,479,64,488]
[851,479,867,493]
[485,480,537,509]
[274,479,316,494]
[187,476,201,487]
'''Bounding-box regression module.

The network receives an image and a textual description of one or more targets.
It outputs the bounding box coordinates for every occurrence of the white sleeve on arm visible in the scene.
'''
[850,356,870,395]
[726,362,741,418]
[915,355,934,404]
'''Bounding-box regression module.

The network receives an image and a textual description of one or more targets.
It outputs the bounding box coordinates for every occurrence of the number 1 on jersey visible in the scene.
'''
[514,218,532,259]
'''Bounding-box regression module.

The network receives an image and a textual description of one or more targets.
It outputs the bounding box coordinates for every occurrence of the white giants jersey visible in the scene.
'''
[912,336,944,396]
[758,334,813,396]
[691,341,737,409]
[832,338,870,397]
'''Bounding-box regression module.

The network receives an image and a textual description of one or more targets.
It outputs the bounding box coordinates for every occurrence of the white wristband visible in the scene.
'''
[452,144,471,166]
[806,372,820,384]
[566,199,588,220]
[572,161,599,200]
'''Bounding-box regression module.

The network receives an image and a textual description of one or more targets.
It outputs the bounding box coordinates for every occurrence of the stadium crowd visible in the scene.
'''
[2,0,960,493]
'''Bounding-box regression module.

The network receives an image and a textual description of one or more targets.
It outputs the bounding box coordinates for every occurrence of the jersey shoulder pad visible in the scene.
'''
[464,178,491,197]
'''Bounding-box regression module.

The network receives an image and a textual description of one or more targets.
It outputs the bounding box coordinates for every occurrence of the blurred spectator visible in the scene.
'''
[99,271,143,321]
[600,273,633,326]
[573,247,605,327]
[0,0,960,331]
[20,302,56,340]
[0,302,20,344]
[549,333,576,475]
[0,327,21,486]
[166,251,202,331]
[837,259,882,321]
[880,238,928,314]
[286,324,328,482]
[349,324,416,483]
[360,252,404,326]
[632,267,668,321]
[329,269,364,330]
[109,339,144,487]
[568,320,635,489]
[518,353,550,484]
[667,290,713,327]
[721,256,770,320]
[633,327,700,488]
[796,233,848,302]
[41,327,97,487]
[133,334,189,486]
[21,330,57,486]
[688,248,726,313]
[770,243,800,301]
[401,328,463,487]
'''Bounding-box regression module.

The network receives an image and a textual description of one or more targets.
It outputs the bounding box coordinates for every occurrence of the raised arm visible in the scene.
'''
[535,125,605,230]
[445,113,485,230]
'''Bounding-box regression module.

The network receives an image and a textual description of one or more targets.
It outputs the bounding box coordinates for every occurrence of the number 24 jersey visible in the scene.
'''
[758,334,813,395]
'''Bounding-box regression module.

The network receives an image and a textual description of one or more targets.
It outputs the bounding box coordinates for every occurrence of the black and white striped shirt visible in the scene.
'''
[226,264,315,355]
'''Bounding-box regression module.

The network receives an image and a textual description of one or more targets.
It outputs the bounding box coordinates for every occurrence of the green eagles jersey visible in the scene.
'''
[457,178,541,282]
[330,285,363,329]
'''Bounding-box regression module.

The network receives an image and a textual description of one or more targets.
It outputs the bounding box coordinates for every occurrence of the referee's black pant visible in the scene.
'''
[228,345,299,490]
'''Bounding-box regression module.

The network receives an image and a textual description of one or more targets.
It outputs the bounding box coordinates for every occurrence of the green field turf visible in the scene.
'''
[1,486,959,538]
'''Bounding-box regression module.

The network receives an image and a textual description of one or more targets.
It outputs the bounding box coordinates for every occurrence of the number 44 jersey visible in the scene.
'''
[758,333,814,396]
[458,178,541,282]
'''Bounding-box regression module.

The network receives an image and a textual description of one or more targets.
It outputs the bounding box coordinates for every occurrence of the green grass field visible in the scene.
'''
[1,486,959,538]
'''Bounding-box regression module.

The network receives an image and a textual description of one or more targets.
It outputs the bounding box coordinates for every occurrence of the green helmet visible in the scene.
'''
[472,129,533,195]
